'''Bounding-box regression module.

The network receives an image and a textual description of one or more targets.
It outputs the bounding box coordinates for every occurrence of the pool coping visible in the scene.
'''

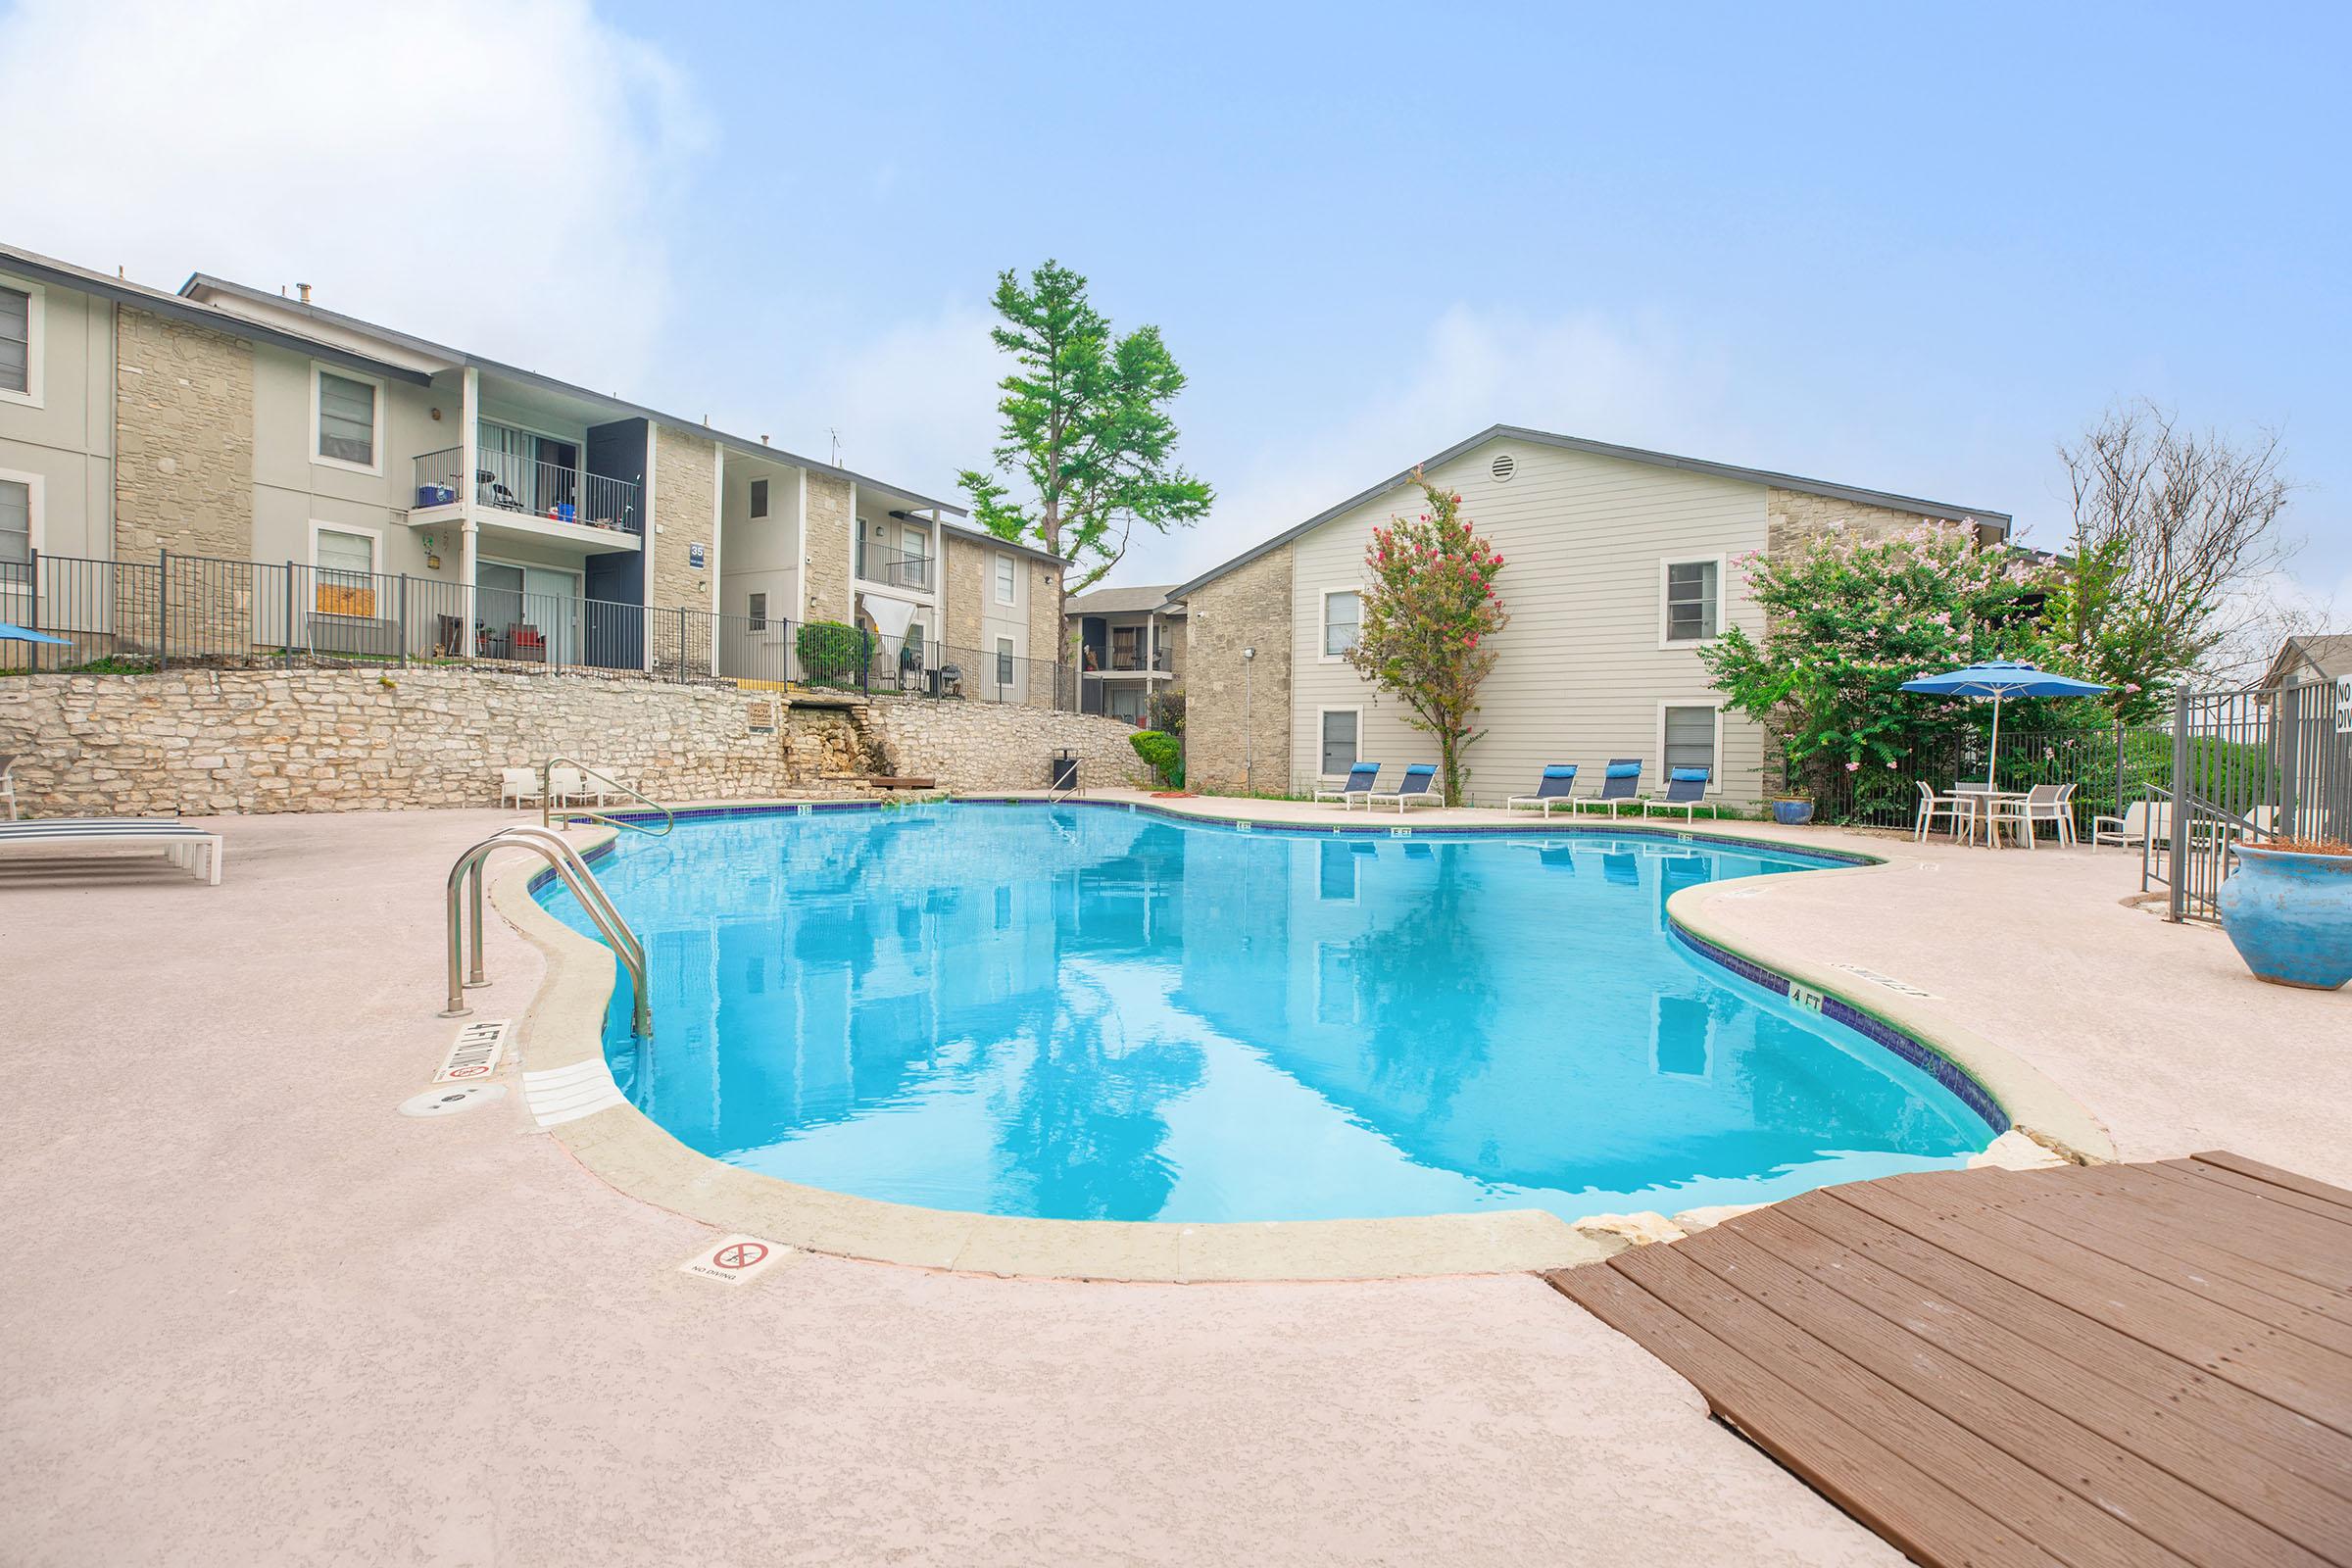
[486,794,2113,1283]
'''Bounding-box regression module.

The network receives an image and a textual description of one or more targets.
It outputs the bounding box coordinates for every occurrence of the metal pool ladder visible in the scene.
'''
[539,755,675,837]
[442,824,653,1037]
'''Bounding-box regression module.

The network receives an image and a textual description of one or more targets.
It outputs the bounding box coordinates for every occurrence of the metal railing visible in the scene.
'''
[412,447,643,535]
[2143,678,2351,920]
[538,755,674,836]
[854,542,931,591]
[1791,725,2171,837]
[445,825,651,1036]
[0,550,1081,711]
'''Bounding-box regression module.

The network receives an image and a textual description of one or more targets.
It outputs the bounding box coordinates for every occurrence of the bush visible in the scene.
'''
[797,620,869,688]
[1129,729,1183,788]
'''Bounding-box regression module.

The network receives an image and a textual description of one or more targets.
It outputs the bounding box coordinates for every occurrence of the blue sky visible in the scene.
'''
[4,0,2344,612]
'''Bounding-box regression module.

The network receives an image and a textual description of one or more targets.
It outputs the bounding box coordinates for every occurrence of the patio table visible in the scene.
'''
[1948,785,2034,848]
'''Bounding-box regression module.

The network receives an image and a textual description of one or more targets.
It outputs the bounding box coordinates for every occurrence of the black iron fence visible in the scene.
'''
[2146,678,2352,921]
[1791,725,2173,836]
[0,550,1075,710]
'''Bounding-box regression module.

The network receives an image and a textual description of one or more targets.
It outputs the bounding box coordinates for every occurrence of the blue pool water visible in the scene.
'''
[541,804,1992,1224]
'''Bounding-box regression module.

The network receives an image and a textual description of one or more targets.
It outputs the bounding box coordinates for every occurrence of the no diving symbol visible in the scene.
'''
[681,1234,784,1284]
[713,1241,766,1271]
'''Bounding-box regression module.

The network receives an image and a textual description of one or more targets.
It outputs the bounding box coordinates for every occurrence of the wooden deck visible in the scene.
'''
[1545,1152,2352,1568]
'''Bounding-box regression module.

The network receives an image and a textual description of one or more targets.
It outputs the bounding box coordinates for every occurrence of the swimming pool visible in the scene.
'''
[541,803,1996,1225]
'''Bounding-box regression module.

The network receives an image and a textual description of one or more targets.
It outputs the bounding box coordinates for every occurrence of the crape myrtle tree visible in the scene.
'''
[1698,521,2055,811]
[1343,475,1509,806]
[957,261,1213,640]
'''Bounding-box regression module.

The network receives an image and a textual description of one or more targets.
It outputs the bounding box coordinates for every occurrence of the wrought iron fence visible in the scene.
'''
[1790,725,2172,836]
[2145,678,2352,921]
[411,447,642,534]
[853,542,932,591]
[0,551,1077,711]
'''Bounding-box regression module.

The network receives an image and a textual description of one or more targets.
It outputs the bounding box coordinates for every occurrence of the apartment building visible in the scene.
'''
[1172,424,2009,806]
[1064,583,1186,723]
[0,241,1068,688]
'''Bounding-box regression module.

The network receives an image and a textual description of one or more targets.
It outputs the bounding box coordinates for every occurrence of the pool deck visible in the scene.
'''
[3,794,2346,1564]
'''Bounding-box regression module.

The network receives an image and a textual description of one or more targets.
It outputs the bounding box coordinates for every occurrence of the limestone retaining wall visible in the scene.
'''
[859,696,1148,793]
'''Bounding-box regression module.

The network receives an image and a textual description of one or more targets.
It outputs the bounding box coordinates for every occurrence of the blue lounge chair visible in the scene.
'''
[1643,766,1719,820]
[1370,762,1444,812]
[1573,760,1643,818]
[1313,761,1381,809]
[1505,764,1580,817]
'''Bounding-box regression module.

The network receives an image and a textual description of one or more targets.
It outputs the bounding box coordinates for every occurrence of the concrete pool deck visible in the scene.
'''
[2,798,2345,1564]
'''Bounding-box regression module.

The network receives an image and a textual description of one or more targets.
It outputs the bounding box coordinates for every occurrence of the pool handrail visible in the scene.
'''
[443,824,653,1037]
[540,755,675,837]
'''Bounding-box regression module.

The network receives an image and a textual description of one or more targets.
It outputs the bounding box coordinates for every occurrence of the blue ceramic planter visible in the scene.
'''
[1772,800,1815,826]
[2217,845,2352,991]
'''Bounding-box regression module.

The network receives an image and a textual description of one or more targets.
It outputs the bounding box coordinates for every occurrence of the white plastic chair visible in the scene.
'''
[546,765,592,807]
[2091,799,2169,853]
[1987,783,2075,850]
[1912,780,1976,843]
[1,754,16,821]
[500,766,543,808]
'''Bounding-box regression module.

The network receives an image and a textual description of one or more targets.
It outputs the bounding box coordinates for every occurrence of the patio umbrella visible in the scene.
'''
[1899,660,2109,790]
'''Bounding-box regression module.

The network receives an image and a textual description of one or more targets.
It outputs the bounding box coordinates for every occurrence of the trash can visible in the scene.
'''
[1050,750,1079,792]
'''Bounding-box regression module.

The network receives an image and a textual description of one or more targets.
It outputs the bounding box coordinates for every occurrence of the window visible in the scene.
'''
[1108,685,1144,723]
[0,281,34,403]
[313,525,378,616]
[315,368,378,469]
[1319,709,1358,775]
[0,475,31,566]
[749,478,769,519]
[1315,943,1359,1026]
[747,591,767,631]
[1317,840,1357,902]
[1662,704,1719,779]
[1662,559,1721,644]
[1653,996,1713,1078]
[994,553,1016,606]
[1322,589,1360,658]
[1111,625,1141,670]
[994,635,1015,687]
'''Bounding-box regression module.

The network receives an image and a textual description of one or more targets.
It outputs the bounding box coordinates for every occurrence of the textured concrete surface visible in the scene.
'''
[0,809,1892,1567]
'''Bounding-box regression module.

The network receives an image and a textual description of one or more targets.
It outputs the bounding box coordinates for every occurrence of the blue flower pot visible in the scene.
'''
[1772,800,1815,825]
[2217,845,2352,991]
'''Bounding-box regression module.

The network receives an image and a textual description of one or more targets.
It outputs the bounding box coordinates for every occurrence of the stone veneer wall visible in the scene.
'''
[858,696,1147,793]
[1026,558,1065,708]
[940,534,986,650]
[1764,488,1969,558]
[1182,544,1293,795]
[649,425,715,612]
[803,473,853,624]
[114,306,257,654]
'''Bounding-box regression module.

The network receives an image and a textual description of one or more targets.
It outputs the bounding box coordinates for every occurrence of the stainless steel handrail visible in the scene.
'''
[443,825,653,1036]
[540,754,675,837]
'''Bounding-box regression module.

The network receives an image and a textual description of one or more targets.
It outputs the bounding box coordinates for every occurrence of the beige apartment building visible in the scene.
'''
[1172,425,2009,807]
[1,241,1068,690]
[1065,583,1186,724]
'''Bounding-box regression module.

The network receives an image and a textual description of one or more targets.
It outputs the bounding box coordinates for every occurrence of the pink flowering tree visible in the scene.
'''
[1699,522,2057,809]
[1344,475,1509,805]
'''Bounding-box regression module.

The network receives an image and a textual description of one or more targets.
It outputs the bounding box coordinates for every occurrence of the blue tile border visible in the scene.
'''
[1669,921,2009,1136]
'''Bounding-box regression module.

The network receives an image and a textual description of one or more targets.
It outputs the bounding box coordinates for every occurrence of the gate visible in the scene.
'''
[2146,675,2352,920]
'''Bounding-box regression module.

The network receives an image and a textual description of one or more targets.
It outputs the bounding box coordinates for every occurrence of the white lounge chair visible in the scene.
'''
[0,816,223,884]
[500,766,544,808]
[1368,763,1444,812]
[1313,762,1381,809]
[0,753,16,821]
[546,765,594,808]
[2091,798,2169,853]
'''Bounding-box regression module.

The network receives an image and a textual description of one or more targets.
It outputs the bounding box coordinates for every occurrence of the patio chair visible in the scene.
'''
[1913,779,1978,844]
[1572,760,1643,818]
[1,753,16,821]
[546,765,594,808]
[1369,762,1444,812]
[0,816,223,884]
[1985,783,2071,850]
[2090,798,2169,854]
[500,766,544,809]
[579,766,630,807]
[1505,764,1580,817]
[1313,762,1381,809]
[1642,766,1719,821]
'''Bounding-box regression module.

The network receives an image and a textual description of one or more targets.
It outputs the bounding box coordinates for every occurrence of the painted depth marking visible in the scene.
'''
[1831,962,1939,1000]
[1788,983,1826,1014]
[522,1058,625,1128]
[434,1019,510,1084]
[678,1234,788,1285]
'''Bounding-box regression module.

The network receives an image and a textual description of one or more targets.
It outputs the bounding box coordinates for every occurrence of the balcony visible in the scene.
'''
[855,541,932,592]
[413,447,643,537]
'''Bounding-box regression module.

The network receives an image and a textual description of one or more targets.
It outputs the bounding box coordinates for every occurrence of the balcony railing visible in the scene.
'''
[413,448,643,536]
[855,542,931,591]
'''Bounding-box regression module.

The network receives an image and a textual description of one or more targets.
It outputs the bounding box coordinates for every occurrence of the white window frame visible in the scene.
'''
[747,590,768,631]
[993,552,1017,606]
[994,634,1016,688]
[1316,704,1362,779]
[1316,839,1360,906]
[0,272,45,409]
[1657,554,1727,649]
[311,363,386,476]
[749,477,769,519]
[1655,700,1725,794]
[0,466,44,579]
[1319,585,1362,662]
[310,519,383,576]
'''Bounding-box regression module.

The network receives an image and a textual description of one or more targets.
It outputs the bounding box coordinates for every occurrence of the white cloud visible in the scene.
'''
[0,0,704,388]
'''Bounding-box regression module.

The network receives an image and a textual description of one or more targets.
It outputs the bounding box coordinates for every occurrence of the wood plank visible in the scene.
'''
[1832,1181,2352,1436]
[2154,1158,2352,1243]
[2193,1152,2352,1213]
[1609,1242,2199,1568]
[1545,1263,2068,1568]
[1778,1189,2352,1501]
[1733,1206,2352,1565]
[2123,1162,2352,1285]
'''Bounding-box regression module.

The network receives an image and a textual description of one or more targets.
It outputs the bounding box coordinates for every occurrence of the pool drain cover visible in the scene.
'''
[401,1083,509,1118]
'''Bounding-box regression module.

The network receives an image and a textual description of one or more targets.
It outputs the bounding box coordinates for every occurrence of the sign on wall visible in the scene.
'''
[688,543,707,569]
[2336,673,2351,735]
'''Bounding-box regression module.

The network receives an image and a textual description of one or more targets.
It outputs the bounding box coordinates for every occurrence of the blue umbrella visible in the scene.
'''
[1900,660,2110,789]
[1,623,71,644]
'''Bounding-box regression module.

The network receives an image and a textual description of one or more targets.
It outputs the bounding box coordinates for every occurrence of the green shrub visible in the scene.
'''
[1129,729,1183,788]
[797,620,869,688]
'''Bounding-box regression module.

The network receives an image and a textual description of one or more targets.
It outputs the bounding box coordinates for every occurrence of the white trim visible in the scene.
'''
[993,550,1016,607]
[0,467,43,602]
[1657,554,1727,650]
[708,439,724,674]
[0,271,46,409]
[309,518,383,574]
[993,633,1015,689]
[845,481,858,621]
[795,466,811,614]
[310,362,386,476]
[1654,699,1725,794]
[1315,840,1360,906]
[1315,703,1363,778]
[1317,585,1363,663]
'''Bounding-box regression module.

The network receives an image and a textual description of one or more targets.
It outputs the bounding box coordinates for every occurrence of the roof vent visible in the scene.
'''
[1491,453,1516,482]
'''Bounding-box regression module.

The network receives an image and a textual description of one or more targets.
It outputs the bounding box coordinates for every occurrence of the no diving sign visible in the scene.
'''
[434,1019,510,1084]
[677,1234,788,1286]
